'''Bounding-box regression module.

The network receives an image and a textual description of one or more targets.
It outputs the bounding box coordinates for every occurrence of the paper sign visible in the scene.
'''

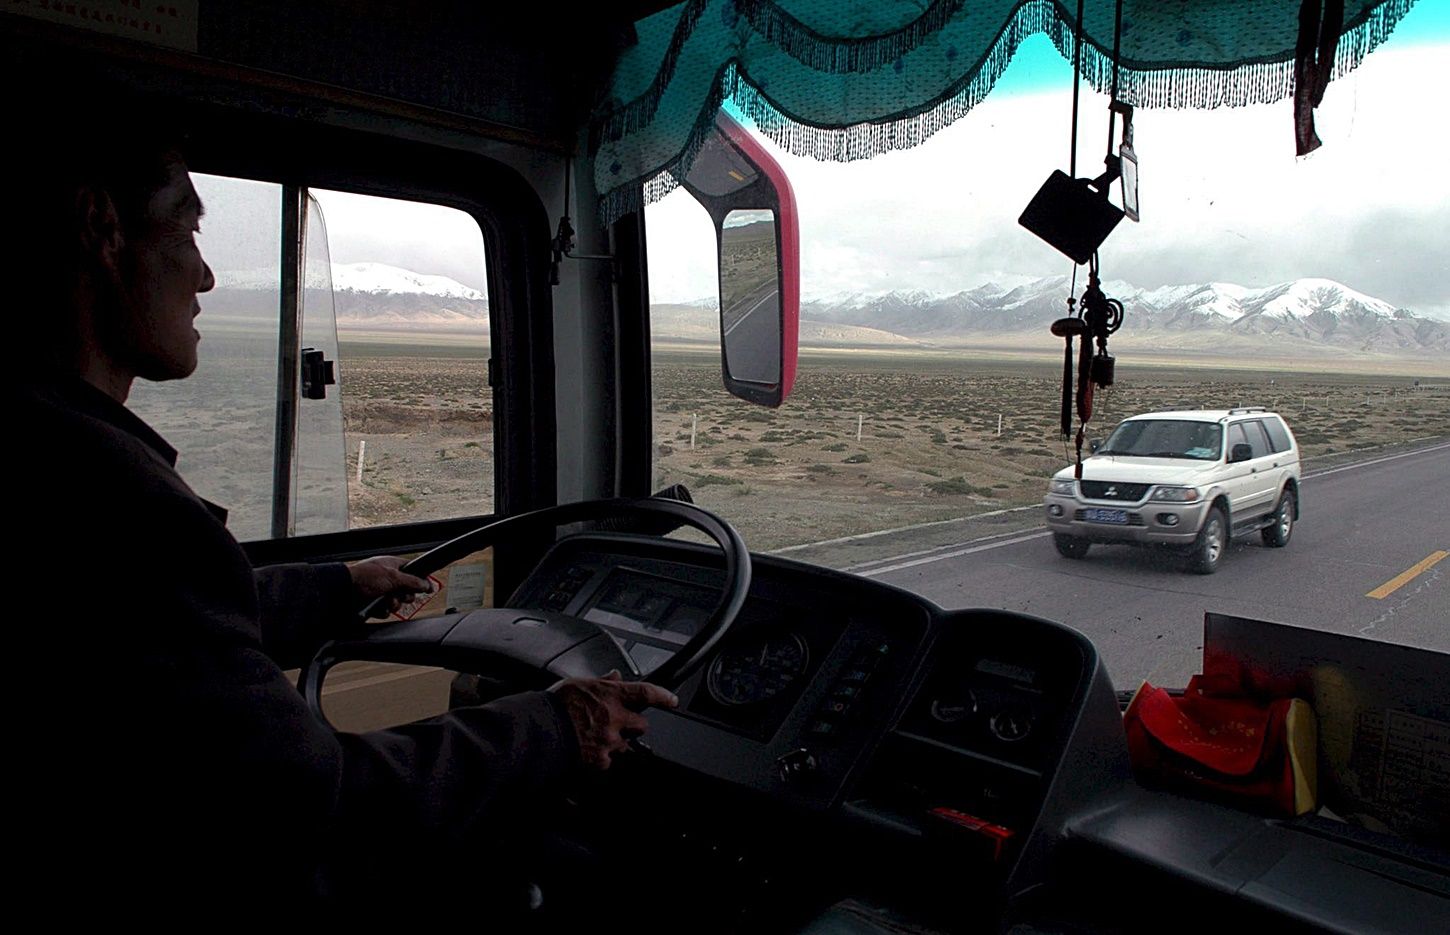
[445,562,490,611]
[7,0,199,52]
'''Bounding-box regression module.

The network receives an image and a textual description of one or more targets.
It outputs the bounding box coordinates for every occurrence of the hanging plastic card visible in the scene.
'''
[1119,142,1139,222]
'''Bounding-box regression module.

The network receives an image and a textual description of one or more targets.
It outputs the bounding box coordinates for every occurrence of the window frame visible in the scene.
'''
[170,106,557,567]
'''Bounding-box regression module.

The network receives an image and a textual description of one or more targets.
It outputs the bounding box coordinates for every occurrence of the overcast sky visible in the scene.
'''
[647,23,1450,319]
[197,4,1450,320]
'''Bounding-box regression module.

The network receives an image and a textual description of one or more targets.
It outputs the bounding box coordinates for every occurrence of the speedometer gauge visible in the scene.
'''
[706,632,809,706]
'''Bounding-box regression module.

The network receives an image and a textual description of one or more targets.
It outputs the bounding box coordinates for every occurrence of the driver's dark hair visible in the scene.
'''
[3,69,183,371]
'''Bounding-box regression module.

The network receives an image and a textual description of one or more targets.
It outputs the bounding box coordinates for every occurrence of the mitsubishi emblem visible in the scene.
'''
[1105,486,1118,497]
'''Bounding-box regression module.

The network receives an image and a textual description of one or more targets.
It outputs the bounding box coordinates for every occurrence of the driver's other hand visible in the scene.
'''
[549,670,679,771]
[347,555,433,612]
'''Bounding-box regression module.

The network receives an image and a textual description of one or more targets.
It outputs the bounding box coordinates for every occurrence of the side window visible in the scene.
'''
[1242,420,1272,459]
[130,176,494,541]
[1227,422,1250,459]
[307,190,494,531]
[128,176,282,541]
[1261,416,1293,453]
[644,186,724,498]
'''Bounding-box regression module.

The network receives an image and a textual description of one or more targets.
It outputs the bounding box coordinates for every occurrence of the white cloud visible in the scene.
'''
[647,42,1450,316]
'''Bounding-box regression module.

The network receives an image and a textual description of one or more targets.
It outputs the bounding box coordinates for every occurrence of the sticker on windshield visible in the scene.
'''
[1184,446,1215,459]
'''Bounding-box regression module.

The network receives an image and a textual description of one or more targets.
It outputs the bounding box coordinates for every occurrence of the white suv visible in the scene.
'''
[1042,408,1301,574]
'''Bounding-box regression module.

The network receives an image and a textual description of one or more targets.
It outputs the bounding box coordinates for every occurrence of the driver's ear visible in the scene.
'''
[74,185,125,275]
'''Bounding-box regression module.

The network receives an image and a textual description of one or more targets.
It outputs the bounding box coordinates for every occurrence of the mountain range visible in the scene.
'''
[797,276,1449,356]
[208,262,1448,358]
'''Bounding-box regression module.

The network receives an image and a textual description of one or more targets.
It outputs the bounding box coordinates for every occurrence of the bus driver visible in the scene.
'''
[6,97,676,911]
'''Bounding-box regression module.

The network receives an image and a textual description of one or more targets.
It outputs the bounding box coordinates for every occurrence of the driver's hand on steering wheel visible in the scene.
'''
[347,556,434,615]
[549,671,678,770]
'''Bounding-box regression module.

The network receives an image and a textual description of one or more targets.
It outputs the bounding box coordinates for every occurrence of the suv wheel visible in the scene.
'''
[1053,534,1090,560]
[1188,506,1227,574]
[1261,489,1295,547]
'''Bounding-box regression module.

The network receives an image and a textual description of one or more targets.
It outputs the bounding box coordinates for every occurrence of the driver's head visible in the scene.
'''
[8,81,214,397]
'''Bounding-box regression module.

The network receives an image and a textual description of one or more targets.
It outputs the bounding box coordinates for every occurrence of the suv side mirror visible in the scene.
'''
[1088,439,1102,454]
[678,112,799,408]
[1229,443,1253,463]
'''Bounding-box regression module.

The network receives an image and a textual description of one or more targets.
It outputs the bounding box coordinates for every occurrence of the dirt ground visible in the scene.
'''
[329,341,1448,550]
[339,350,495,528]
[649,347,1450,551]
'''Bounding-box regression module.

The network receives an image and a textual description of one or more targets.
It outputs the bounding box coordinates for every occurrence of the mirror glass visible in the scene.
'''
[719,208,781,385]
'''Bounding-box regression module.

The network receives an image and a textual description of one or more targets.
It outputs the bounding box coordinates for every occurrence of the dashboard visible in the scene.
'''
[431,532,1447,934]
[496,533,1122,931]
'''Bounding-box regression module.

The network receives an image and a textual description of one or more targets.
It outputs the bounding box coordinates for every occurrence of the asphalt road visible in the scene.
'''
[319,443,1447,730]
[849,442,1450,690]
[722,280,780,382]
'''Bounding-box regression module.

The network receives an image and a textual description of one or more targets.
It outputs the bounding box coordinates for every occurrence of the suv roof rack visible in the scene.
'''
[1227,407,1267,415]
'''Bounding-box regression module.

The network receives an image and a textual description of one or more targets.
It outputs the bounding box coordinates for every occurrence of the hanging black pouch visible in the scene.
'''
[1018,170,1124,265]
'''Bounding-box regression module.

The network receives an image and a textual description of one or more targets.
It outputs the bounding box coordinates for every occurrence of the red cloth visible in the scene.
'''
[1124,675,1299,815]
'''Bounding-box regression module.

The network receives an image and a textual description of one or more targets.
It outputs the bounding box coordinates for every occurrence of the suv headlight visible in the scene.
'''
[1048,478,1076,495]
[1150,486,1201,502]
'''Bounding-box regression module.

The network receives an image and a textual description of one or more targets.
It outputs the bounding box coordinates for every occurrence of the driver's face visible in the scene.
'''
[112,160,215,382]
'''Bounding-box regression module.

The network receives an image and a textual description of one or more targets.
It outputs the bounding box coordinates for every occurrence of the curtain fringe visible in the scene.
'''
[597,0,1417,226]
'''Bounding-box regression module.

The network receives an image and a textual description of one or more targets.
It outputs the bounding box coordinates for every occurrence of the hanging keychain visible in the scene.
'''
[1039,0,1130,478]
[1072,254,1125,475]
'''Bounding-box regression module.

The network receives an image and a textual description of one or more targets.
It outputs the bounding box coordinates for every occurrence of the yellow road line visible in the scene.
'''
[1366,550,1449,600]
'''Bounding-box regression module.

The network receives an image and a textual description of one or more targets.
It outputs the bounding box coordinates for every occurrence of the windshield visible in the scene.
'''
[648,8,1450,694]
[1099,420,1221,461]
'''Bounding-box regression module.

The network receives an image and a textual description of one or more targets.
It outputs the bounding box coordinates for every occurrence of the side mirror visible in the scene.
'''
[1229,443,1253,463]
[678,112,799,407]
[1088,439,1102,454]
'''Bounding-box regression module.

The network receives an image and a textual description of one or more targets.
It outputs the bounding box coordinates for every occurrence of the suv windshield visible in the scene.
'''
[1099,420,1222,460]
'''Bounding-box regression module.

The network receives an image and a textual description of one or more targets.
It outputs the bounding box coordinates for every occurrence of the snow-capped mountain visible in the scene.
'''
[209,262,489,332]
[800,276,1448,355]
[204,263,1445,355]
[328,262,486,301]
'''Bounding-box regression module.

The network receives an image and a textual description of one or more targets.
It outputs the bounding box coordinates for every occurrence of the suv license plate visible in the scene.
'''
[1085,509,1129,525]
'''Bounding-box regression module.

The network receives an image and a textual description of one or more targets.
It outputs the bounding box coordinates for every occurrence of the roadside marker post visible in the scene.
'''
[691,413,697,450]
[357,440,366,483]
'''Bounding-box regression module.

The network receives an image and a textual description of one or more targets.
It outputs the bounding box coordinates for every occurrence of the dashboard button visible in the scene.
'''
[776,748,819,783]
[851,652,882,673]
[807,719,838,738]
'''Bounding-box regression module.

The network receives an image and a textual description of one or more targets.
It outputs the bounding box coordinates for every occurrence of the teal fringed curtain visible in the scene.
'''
[589,0,1416,224]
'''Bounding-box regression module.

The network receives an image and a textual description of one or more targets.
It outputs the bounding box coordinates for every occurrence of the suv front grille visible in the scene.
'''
[1080,481,1149,501]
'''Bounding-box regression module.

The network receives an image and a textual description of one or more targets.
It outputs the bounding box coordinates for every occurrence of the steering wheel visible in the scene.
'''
[299,498,751,725]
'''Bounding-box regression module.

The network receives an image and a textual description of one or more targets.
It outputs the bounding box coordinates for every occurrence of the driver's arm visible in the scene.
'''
[254,557,431,669]
[252,561,356,670]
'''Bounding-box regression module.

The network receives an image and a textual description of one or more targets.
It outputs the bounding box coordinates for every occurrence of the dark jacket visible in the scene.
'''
[12,377,579,911]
